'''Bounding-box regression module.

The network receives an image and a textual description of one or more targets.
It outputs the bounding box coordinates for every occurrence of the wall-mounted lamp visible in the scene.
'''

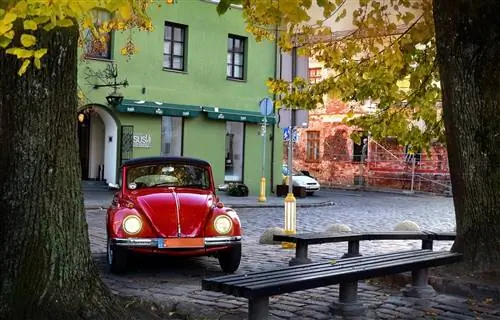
[106,92,124,107]
[78,113,85,123]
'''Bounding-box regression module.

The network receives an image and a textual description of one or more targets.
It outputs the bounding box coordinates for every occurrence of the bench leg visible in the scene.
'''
[402,268,437,299]
[341,240,363,259]
[330,281,366,317]
[289,242,312,265]
[248,296,269,320]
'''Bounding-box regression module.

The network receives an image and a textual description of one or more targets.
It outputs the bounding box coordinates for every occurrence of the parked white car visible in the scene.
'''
[282,165,320,196]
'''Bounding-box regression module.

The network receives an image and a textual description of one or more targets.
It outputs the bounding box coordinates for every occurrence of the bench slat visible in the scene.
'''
[202,251,462,298]
[273,231,438,244]
[243,252,454,290]
[219,250,437,288]
[204,249,428,285]
[246,252,461,297]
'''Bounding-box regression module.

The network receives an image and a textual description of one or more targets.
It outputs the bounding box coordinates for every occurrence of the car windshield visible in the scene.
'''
[282,166,304,176]
[126,163,211,190]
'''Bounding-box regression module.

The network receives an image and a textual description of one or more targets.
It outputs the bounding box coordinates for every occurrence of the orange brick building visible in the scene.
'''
[283,99,451,195]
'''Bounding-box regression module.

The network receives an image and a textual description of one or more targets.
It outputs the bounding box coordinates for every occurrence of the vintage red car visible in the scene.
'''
[106,156,242,274]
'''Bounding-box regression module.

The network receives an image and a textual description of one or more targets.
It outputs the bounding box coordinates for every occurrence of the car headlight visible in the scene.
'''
[214,215,232,234]
[122,215,142,235]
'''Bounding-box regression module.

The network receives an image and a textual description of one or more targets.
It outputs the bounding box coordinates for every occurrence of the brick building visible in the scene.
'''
[284,98,451,195]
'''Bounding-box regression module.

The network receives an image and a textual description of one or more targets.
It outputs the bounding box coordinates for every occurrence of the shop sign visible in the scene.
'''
[133,133,152,148]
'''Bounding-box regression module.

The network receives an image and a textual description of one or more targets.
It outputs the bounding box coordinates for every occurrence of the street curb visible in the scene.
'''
[323,185,452,198]
[84,201,335,210]
[225,200,335,209]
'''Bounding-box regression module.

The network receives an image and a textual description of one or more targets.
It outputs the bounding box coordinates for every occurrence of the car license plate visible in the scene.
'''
[158,238,204,248]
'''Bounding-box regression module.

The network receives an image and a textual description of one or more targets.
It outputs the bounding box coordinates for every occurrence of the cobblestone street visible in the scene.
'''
[87,190,500,319]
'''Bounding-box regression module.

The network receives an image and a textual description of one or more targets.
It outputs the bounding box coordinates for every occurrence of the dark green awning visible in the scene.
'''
[203,106,276,124]
[117,99,202,117]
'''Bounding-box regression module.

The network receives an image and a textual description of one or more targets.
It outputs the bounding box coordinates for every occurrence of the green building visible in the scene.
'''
[77,0,284,196]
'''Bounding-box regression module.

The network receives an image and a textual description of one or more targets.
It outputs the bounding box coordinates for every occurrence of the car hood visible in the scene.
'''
[292,175,318,184]
[133,188,213,238]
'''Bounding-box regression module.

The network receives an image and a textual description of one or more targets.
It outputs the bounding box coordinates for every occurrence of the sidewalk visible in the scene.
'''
[84,188,335,210]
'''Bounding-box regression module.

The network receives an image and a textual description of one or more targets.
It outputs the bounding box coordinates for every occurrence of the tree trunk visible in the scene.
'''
[0,26,128,319]
[434,0,500,272]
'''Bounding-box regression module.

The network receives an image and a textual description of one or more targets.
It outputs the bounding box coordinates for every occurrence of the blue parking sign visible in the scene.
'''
[283,128,298,142]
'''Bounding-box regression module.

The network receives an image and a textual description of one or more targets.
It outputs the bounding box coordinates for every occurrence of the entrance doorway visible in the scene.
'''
[77,110,92,179]
[77,105,119,184]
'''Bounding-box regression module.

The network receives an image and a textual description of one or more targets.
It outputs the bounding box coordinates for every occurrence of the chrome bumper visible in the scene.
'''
[112,236,242,248]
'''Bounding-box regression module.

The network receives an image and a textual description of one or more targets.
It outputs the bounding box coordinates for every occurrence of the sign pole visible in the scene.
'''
[282,108,296,249]
[258,114,267,202]
[258,98,273,203]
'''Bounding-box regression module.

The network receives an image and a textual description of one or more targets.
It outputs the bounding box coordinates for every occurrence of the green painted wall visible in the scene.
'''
[183,116,226,185]
[77,0,283,197]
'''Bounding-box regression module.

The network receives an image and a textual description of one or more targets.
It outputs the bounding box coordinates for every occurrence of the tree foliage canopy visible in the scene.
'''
[219,0,442,150]
[0,0,158,75]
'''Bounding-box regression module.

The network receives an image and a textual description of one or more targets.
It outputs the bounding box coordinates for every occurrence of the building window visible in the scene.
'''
[83,10,112,60]
[306,131,320,162]
[161,116,183,156]
[352,135,368,162]
[163,22,187,71]
[225,122,244,182]
[227,35,246,80]
[308,67,322,84]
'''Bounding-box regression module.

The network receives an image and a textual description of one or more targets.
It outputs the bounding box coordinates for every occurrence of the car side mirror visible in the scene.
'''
[108,183,120,191]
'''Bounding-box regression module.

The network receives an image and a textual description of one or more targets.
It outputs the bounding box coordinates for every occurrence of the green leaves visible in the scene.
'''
[216,0,442,148]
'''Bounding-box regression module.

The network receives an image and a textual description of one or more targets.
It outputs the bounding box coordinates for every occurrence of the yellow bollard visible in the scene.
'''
[258,177,267,202]
[281,192,296,249]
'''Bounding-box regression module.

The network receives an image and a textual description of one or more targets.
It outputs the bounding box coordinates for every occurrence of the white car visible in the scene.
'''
[282,165,320,196]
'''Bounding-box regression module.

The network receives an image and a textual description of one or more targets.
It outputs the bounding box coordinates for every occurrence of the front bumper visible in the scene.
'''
[297,184,320,191]
[111,236,242,248]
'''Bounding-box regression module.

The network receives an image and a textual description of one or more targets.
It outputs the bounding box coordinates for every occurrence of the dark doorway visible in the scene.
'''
[77,112,91,180]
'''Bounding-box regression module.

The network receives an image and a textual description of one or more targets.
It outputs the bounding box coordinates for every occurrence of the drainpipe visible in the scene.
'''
[270,22,281,194]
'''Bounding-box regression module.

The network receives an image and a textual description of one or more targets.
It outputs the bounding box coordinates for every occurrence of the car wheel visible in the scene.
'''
[107,238,128,274]
[218,244,242,273]
[306,191,314,196]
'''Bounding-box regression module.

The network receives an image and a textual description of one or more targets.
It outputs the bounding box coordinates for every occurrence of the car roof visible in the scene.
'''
[121,156,211,168]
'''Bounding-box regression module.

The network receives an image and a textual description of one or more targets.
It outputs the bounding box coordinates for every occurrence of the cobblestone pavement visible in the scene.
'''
[88,191,500,319]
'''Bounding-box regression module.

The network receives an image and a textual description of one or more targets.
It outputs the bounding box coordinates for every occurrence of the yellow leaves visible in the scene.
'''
[5,47,47,75]
[6,48,33,59]
[118,3,134,20]
[18,59,30,76]
[13,1,29,18]
[2,0,156,76]
[24,20,38,31]
[3,30,14,39]
[57,19,74,27]
[34,48,48,59]
[3,12,18,24]
[21,34,37,47]
[0,36,12,48]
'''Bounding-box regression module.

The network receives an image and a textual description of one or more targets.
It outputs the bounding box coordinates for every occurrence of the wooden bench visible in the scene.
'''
[273,231,456,265]
[202,249,462,319]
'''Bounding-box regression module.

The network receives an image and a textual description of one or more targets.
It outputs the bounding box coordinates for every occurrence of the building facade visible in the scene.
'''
[77,0,283,196]
[286,67,451,195]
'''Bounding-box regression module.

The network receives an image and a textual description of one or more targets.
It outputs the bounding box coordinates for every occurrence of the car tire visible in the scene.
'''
[306,191,314,196]
[107,238,128,274]
[218,244,242,273]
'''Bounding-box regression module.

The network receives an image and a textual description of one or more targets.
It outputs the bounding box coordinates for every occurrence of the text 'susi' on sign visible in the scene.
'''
[133,134,152,148]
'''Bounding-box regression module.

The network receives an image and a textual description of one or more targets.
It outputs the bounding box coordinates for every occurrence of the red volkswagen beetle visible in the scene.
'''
[106,156,242,274]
